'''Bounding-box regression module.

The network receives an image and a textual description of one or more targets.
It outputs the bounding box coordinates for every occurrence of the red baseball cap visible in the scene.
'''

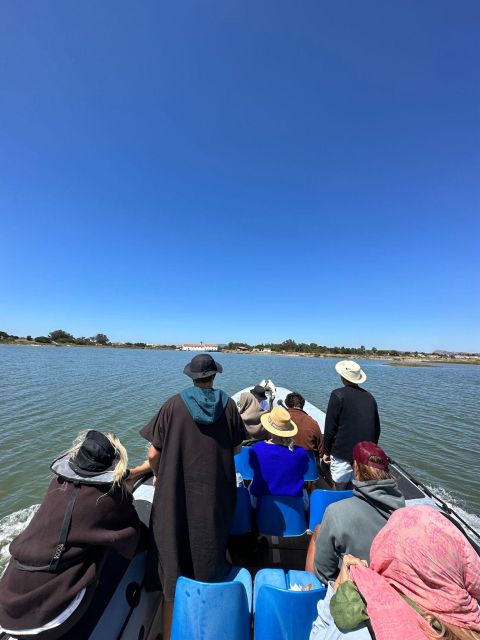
[352,441,389,470]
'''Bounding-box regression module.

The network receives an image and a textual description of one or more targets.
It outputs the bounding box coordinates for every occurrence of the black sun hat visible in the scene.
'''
[68,430,118,477]
[183,353,223,380]
[250,384,267,400]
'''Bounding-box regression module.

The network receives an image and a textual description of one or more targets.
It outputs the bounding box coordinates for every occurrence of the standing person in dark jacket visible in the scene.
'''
[0,430,146,639]
[140,353,246,640]
[323,361,380,489]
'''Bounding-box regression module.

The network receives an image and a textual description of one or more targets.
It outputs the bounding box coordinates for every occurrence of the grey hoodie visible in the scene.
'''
[314,479,405,583]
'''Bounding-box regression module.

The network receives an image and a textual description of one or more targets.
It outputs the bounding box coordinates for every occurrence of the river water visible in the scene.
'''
[1,345,479,568]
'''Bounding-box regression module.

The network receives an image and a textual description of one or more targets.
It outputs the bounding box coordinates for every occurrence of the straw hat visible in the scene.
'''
[335,360,367,384]
[260,406,298,438]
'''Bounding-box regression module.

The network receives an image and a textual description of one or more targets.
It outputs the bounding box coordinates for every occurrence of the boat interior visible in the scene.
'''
[2,384,478,640]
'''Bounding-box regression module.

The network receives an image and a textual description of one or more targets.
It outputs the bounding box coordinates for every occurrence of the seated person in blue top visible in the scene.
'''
[248,406,310,509]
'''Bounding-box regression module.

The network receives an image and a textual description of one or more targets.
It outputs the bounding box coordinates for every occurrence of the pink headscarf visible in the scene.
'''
[350,505,480,640]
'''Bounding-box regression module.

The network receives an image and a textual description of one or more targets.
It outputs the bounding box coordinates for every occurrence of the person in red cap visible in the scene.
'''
[305,441,405,584]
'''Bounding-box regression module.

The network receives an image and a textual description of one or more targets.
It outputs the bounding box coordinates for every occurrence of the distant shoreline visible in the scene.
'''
[1,341,479,365]
[0,339,173,351]
[387,362,436,368]
[220,349,480,366]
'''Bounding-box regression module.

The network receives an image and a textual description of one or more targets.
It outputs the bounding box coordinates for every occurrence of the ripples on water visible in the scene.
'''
[0,345,479,570]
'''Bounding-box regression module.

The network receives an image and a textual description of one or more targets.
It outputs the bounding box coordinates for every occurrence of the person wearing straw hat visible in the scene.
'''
[323,361,381,490]
[248,406,310,509]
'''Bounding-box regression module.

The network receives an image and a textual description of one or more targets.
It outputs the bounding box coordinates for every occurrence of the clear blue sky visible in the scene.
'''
[1,1,479,351]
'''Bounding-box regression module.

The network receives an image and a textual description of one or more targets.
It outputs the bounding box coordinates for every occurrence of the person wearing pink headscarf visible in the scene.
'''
[310,505,480,640]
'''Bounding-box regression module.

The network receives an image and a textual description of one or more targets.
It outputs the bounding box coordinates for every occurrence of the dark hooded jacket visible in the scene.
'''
[0,461,146,632]
[313,479,405,583]
[140,387,246,601]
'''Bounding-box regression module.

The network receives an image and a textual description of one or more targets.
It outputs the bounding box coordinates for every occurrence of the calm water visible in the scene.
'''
[1,345,479,564]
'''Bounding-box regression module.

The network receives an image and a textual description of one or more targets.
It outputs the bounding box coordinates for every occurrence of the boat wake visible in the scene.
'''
[0,504,39,576]
[426,484,480,536]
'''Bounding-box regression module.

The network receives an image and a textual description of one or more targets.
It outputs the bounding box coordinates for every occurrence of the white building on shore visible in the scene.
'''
[180,343,218,352]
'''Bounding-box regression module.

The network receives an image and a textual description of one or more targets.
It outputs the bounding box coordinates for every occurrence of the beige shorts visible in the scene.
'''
[330,456,354,483]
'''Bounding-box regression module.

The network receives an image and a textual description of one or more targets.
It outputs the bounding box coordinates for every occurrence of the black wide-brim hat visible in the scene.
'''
[183,353,223,380]
[250,384,267,400]
[68,430,118,477]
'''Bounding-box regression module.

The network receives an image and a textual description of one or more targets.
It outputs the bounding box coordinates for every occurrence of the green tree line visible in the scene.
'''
[0,329,177,350]
[225,338,431,358]
[1,329,111,346]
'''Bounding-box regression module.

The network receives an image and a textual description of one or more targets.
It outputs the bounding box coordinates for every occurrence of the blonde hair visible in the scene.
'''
[426,619,480,640]
[66,430,128,488]
[354,459,394,482]
[271,434,295,452]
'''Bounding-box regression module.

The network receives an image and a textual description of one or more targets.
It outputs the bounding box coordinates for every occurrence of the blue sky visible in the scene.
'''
[1,1,479,351]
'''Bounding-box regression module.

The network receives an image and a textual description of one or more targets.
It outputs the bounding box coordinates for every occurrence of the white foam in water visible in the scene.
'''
[426,484,480,537]
[0,504,39,575]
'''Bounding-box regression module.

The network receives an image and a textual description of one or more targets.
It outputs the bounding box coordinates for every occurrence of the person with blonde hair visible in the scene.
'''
[310,505,480,640]
[0,430,146,639]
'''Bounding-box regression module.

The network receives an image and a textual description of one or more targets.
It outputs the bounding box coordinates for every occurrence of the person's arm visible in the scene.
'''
[310,555,370,640]
[323,392,341,460]
[333,554,368,590]
[128,460,151,480]
[313,508,342,584]
[94,490,149,559]
[139,399,171,478]
[147,444,161,476]
[126,459,152,491]
[305,524,321,573]
[312,420,324,458]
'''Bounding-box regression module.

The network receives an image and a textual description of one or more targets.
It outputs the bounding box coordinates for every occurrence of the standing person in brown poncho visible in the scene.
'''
[139,353,246,639]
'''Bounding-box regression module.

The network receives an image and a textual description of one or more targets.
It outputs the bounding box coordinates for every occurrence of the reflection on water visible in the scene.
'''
[0,345,479,525]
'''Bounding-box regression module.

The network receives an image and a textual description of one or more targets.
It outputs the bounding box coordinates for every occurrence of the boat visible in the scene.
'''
[2,382,479,640]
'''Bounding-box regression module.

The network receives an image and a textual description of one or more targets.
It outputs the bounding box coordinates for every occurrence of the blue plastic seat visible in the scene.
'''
[253,568,327,639]
[304,451,319,481]
[171,567,252,640]
[231,485,252,534]
[256,495,307,536]
[308,489,353,531]
[234,446,254,480]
